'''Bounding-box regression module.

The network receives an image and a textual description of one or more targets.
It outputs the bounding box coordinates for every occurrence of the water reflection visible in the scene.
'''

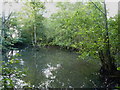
[19,59,24,66]
[43,63,61,79]
[6,47,102,88]
[7,50,19,58]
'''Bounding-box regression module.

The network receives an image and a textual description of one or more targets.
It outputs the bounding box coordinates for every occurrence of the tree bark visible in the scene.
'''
[2,1,5,44]
[99,2,117,75]
[34,24,37,46]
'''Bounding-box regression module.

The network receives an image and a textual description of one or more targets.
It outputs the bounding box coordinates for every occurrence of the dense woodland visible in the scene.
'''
[0,0,120,88]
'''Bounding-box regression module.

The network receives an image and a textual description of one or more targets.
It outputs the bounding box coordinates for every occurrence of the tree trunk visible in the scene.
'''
[2,1,5,45]
[99,2,117,75]
[1,1,8,89]
[34,24,37,46]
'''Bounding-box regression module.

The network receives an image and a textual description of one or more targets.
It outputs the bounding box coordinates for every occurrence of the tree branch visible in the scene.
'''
[89,0,105,15]
[4,12,13,24]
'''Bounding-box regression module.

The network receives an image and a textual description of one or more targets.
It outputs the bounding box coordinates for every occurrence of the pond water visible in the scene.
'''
[4,47,108,88]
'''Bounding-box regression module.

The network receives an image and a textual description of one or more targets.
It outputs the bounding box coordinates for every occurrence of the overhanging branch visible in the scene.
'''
[89,0,105,15]
[4,12,13,24]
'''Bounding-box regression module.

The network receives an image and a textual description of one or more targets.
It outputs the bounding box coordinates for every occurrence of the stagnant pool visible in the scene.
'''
[4,46,115,88]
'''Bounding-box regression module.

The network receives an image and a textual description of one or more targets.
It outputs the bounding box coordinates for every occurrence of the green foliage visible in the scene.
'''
[2,1,119,72]
[42,2,105,59]
[0,53,29,89]
[1,1,119,88]
[108,15,119,62]
[117,67,120,71]
[16,0,45,45]
[1,0,45,48]
[115,86,120,89]
[42,2,118,63]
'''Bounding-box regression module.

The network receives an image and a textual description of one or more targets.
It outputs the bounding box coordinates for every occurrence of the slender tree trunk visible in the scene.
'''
[2,1,5,45]
[31,33,34,46]
[0,1,4,83]
[34,24,37,46]
[118,2,120,63]
[99,2,117,74]
[33,0,37,46]
[1,1,5,58]
[1,1,8,88]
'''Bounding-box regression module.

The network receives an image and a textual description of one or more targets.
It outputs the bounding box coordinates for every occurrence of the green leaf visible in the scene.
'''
[117,67,120,71]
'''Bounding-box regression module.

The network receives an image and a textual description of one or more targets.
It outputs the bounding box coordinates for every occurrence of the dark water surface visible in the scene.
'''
[5,47,104,88]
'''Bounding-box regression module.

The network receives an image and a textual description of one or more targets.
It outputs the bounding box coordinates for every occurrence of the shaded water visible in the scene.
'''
[4,47,104,88]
